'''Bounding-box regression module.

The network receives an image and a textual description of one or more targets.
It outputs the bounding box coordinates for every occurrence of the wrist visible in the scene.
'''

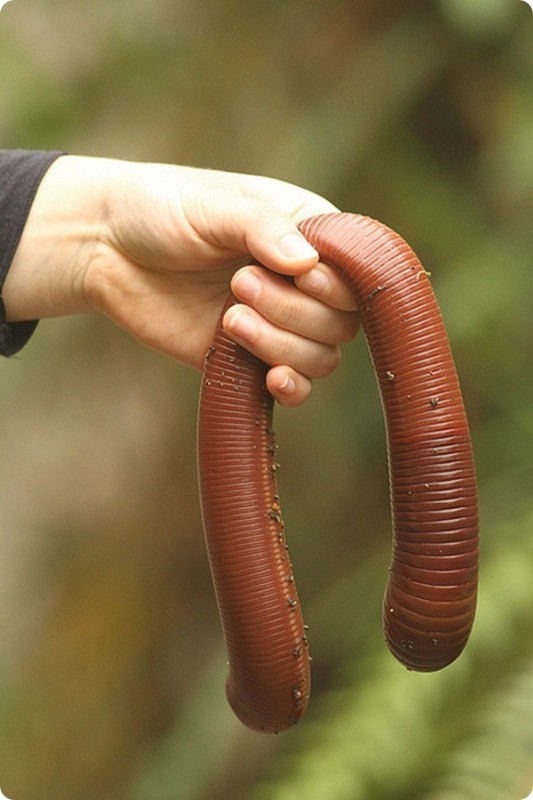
[2,155,110,322]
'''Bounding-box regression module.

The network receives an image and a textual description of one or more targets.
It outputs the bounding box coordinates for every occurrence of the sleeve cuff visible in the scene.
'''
[0,149,66,356]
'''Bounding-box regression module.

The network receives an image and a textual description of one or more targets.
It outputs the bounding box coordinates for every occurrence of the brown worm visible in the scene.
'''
[197,212,478,733]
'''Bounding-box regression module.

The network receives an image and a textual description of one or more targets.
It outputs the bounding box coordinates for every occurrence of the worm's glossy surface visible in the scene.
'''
[197,309,310,733]
[197,212,478,733]
[299,214,478,672]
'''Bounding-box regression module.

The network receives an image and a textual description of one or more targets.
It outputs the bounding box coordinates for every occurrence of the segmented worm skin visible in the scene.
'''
[197,212,478,733]
[198,311,310,733]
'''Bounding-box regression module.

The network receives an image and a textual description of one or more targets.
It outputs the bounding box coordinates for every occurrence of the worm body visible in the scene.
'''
[197,319,310,733]
[197,212,478,732]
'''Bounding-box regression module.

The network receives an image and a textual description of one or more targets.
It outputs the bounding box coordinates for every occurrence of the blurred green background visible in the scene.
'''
[1,1,532,799]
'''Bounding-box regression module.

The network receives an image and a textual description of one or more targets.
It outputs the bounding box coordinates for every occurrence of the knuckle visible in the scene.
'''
[315,345,341,378]
[337,313,361,343]
[276,294,302,332]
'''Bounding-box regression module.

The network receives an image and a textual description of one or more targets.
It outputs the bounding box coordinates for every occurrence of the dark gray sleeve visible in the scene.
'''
[0,149,65,356]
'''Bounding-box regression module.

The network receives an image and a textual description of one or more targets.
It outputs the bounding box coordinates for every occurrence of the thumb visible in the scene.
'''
[189,187,321,275]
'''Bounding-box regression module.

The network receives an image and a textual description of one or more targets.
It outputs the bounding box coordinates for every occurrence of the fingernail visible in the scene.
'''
[232,270,261,303]
[278,374,296,394]
[226,307,258,341]
[278,232,318,261]
[298,267,329,295]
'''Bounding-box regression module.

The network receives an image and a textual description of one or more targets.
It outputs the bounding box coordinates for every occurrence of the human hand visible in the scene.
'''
[4,156,359,405]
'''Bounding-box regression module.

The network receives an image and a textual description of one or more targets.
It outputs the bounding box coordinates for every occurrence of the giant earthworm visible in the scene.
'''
[197,212,478,733]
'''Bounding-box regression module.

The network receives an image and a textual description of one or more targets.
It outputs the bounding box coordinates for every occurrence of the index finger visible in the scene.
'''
[295,263,358,312]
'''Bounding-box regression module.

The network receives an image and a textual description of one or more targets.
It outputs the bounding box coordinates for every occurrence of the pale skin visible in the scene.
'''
[3,155,359,406]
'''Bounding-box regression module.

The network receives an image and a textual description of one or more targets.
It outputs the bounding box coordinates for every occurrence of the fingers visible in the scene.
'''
[224,302,342,380]
[230,265,359,347]
[223,261,360,407]
[295,264,358,312]
[265,366,312,408]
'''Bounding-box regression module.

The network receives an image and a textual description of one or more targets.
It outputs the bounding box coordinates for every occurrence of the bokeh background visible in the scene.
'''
[1,1,532,799]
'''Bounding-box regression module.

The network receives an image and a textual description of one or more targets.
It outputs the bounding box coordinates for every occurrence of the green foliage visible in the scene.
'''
[1,2,531,799]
